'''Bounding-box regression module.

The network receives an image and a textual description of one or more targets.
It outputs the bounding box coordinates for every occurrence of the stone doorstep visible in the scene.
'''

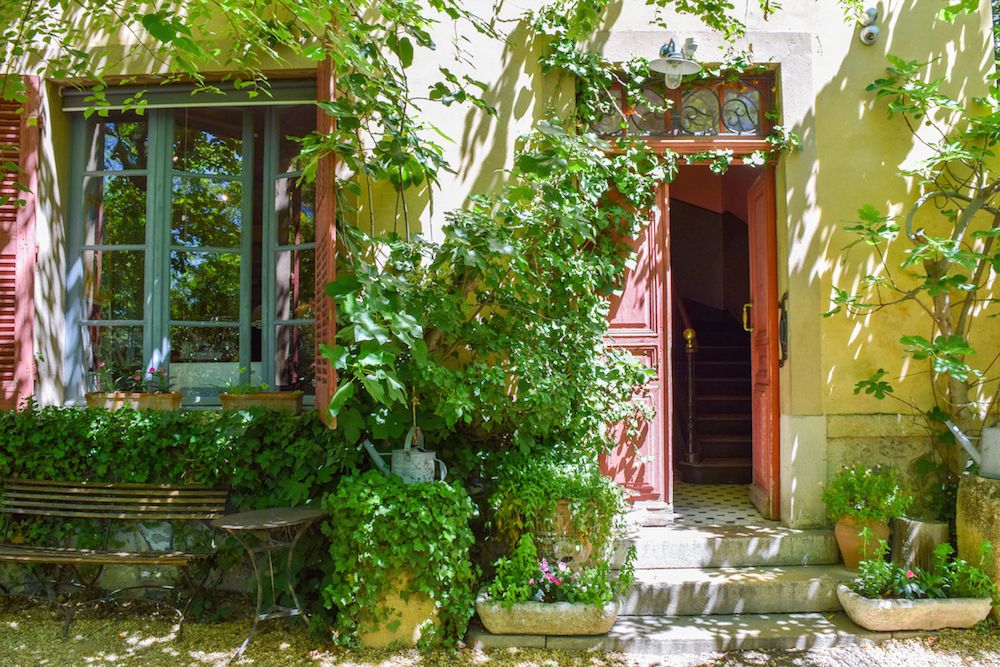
[624,524,840,569]
[622,565,856,616]
[467,613,894,653]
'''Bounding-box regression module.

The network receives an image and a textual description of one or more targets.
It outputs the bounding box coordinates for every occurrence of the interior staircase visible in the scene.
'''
[676,301,753,485]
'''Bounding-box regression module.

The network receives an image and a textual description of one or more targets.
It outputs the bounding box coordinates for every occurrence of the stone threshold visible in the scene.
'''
[467,612,901,653]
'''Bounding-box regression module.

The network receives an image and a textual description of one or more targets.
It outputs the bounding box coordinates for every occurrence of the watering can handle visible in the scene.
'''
[436,458,448,482]
[403,426,425,451]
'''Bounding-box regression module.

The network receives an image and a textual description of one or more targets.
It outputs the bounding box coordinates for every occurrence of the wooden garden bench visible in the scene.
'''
[0,478,229,636]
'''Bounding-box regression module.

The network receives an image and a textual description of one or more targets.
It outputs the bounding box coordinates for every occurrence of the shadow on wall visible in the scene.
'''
[783,0,991,499]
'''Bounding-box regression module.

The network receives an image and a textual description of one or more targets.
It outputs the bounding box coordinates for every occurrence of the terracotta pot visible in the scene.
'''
[85,391,183,411]
[219,391,302,414]
[835,516,890,571]
[837,584,991,631]
[475,590,619,636]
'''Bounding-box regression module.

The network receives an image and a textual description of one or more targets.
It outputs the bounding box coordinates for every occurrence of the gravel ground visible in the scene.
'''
[0,605,998,667]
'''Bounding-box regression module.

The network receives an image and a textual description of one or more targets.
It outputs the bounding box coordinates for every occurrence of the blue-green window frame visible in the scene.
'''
[66,91,317,406]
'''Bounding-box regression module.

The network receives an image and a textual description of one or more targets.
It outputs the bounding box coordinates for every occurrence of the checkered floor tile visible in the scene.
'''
[671,482,778,527]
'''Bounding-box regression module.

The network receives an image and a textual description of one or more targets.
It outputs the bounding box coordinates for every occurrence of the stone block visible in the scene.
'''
[956,474,1000,619]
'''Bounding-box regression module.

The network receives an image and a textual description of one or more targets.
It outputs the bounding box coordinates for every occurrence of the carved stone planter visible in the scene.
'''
[219,391,302,414]
[85,391,183,411]
[837,584,991,632]
[475,591,618,636]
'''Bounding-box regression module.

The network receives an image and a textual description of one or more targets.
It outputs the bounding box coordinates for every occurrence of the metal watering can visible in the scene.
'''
[362,426,447,484]
[946,420,1000,480]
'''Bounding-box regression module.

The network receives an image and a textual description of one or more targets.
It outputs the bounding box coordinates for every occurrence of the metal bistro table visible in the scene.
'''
[210,507,325,661]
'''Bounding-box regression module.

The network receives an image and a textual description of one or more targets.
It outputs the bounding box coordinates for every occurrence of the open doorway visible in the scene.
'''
[667,165,780,522]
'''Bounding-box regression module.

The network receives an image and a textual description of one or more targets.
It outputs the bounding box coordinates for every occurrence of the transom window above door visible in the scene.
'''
[73,98,316,405]
[592,74,775,139]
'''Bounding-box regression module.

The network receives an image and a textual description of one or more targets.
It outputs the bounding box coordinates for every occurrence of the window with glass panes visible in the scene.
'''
[72,103,316,405]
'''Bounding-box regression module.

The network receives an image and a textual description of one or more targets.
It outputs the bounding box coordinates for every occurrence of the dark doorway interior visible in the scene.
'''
[669,166,755,484]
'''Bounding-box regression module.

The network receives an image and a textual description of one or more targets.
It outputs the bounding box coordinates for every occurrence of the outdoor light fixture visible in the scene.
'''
[648,38,701,89]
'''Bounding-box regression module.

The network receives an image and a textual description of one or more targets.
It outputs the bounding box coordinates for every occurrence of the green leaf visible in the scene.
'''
[328,380,356,416]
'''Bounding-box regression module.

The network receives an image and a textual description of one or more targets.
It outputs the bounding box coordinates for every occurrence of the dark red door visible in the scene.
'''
[747,169,780,519]
[603,184,670,504]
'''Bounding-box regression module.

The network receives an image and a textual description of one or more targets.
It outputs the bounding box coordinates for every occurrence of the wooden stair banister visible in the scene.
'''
[674,287,700,464]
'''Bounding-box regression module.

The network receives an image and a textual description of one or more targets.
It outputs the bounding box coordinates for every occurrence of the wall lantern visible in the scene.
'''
[648,38,702,89]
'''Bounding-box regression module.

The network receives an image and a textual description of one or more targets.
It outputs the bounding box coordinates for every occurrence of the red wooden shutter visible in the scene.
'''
[314,61,337,424]
[0,76,37,410]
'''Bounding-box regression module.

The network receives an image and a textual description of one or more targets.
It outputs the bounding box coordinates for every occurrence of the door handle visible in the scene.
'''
[742,302,753,332]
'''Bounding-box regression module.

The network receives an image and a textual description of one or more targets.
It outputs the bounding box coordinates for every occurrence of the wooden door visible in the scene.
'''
[602,184,670,504]
[0,78,37,410]
[747,169,780,519]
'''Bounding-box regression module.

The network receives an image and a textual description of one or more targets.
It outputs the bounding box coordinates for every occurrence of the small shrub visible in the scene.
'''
[486,534,635,608]
[488,454,629,559]
[321,471,478,647]
[821,464,911,523]
[853,540,996,601]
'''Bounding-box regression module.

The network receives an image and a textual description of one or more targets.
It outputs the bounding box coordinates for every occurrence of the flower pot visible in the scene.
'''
[837,584,991,632]
[219,391,302,414]
[475,590,619,636]
[835,516,890,571]
[358,572,440,648]
[85,391,183,411]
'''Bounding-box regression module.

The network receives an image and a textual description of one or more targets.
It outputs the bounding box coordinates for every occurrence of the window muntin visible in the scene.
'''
[595,75,774,139]
[77,102,316,404]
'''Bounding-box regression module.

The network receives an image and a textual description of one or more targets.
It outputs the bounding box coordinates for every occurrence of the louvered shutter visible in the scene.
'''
[0,77,36,410]
[314,61,337,424]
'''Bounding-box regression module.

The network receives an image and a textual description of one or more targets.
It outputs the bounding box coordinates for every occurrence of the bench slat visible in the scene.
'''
[2,491,227,507]
[0,500,226,519]
[4,485,227,499]
[0,544,211,566]
[0,507,226,520]
[6,479,223,491]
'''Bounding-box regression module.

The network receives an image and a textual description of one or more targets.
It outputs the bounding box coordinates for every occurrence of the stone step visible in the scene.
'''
[625,524,840,569]
[467,613,889,653]
[697,362,751,379]
[696,413,752,435]
[698,433,752,458]
[676,457,752,484]
[621,565,855,616]
[696,394,752,414]
[697,345,750,362]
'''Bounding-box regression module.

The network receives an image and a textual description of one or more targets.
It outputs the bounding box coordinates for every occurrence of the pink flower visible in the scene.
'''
[906,570,915,580]
[528,578,534,585]
[554,578,563,586]
[97,361,106,368]
[149,367,155,373]
[540,558,549,572]
[557,562,569,572]
[133,375,141,381]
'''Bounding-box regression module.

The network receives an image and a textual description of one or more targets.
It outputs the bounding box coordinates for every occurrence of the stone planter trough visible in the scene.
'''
[85,391,183,411]
[475,591,618,636]
[837,584,991,632]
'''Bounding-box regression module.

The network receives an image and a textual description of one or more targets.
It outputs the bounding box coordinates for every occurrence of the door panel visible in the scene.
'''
[747,169,780,519]
[603,185,670,504]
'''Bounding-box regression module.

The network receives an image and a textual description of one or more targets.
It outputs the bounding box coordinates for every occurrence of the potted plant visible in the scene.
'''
[821,464,911,571]
[218,371,303,414]
[85,365,182,411]
[489,455,631,568]
[321,470,478,648]
[476,533,636,635]
[838,540,995,631]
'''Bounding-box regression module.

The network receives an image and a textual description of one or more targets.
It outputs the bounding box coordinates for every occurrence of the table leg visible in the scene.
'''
[286,522,313,627]
[228,530,264,663]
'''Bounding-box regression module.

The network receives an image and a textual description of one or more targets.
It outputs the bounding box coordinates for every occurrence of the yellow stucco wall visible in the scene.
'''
[28,1,997,525]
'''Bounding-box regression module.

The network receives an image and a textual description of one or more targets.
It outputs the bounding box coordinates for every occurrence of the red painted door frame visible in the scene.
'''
[605,162,781,517]
[747,168,780,519]
[603,184,671,504]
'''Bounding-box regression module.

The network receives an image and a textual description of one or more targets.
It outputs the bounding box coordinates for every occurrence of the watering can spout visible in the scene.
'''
[362,439,392,476]
[945,420,982,465]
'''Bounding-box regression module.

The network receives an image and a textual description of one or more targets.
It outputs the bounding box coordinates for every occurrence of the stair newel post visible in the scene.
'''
[683,327,700,464]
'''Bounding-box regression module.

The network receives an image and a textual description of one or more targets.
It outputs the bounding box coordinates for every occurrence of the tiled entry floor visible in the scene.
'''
[671,482,778,527]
